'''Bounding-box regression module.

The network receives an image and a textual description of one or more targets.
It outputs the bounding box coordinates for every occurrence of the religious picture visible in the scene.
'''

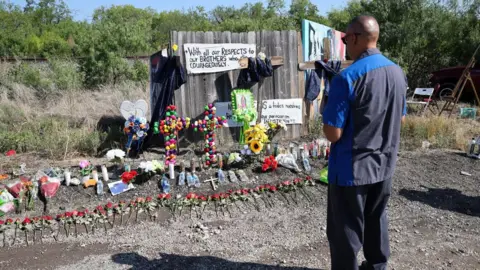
[232,89,254,113]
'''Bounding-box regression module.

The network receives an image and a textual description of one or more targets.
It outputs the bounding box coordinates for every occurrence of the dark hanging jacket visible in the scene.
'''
[236,56,274,88]
[150,53,186,124]
[305,60,342,101]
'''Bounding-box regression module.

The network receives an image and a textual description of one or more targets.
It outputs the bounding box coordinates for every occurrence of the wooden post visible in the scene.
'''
[297,32,308,135]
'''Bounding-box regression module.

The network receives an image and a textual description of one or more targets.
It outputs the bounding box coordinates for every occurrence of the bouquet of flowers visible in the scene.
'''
[79,160,94,177]
[106,149,125,164]
[244,124,269,154]
[266,121,287,141]
[124,116,150,152]
[120,171,138,185]
[262,155,278,172]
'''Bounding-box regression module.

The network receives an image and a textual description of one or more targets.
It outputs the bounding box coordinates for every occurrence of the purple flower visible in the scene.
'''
[79,160,90,169]
[240,145,252,155]
[128,115,135,122]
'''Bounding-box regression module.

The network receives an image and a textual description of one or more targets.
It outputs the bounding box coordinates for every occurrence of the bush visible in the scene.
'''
[49,59,84,91]
[131,60,149,82]
[400,116,479,151]
[0,115,106,158]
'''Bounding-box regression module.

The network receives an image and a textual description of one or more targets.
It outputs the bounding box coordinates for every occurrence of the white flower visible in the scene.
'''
[124,121,130,127]
[106,149,126,162]
[279,121,287,131]
[151,160,164,172]
[139,161,154,172]
[139,117,147,124]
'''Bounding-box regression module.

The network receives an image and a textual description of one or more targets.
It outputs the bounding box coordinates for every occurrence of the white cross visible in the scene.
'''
[204,177,218,190]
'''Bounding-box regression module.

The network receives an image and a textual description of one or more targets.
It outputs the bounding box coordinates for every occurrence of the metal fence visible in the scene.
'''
[170,30,307,146]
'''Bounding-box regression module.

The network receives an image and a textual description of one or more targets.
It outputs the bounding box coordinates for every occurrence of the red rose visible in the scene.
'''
[269,186,277,192]
[96,205,103,211]
[43,216,53,221]
[212,194,220,200]
[105,202,113,209]
[0,220,4,225]
[5,150,16,157]
[282,181,290,186]
[22,218,31,225]
[56,214,64,220]
[121,171,138,184]
[262,164,269,172]
[186,193,197,200]
[72,210,78,216]
[6,218,13,224]
[199,196,207,201]
[165,194,171,199]
[136,197,145,203]
[65,212,73,218]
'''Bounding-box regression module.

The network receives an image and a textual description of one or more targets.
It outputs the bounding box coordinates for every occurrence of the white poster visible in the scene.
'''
[260,99,303,125]
[215,102,256,127]
[183,43,256,74]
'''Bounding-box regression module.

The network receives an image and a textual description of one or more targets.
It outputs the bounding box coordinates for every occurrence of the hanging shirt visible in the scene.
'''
[150,53,187,125]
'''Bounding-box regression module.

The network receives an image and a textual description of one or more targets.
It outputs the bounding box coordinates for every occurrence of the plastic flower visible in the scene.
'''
[139,161,154,172]
[172,44,178,51]
[250,140,263,154]
[240,145,252,155]
[121,171,138,184]
[79,160,90,169]
[106,149,126,162]
[5,150,16,157]
[151,160,164,172]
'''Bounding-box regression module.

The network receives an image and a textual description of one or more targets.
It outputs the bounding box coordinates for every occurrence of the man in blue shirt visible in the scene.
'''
[322,16,407,270]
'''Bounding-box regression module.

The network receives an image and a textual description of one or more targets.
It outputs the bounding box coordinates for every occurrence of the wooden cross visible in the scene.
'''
[204,177,218,191]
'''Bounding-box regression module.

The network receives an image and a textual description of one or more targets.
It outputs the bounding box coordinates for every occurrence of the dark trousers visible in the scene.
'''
[327,180,391,270]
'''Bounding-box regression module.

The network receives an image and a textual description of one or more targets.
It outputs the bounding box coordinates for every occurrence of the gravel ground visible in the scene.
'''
[0,149,479,270]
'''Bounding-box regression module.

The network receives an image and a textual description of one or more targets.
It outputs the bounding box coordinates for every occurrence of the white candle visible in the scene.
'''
[92,169,99,182]
[169,163,175,180]
[64,170,71,186]
[101,165,109,182]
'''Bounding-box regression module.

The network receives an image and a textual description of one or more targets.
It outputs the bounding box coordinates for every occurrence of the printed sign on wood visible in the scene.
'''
[260,98,303,125]
[183,43,256,74]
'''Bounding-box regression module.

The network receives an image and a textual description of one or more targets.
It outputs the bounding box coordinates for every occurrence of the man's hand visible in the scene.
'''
[323,124,343,143]
[401,115,406,125]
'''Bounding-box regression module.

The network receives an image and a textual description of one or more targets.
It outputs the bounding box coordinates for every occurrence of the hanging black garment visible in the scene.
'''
[150,53,186,125]
[256,57,273,77]
[237,57,259,88]
[314,60,342,97]
[304,60,342,101]
[305,70,321,101]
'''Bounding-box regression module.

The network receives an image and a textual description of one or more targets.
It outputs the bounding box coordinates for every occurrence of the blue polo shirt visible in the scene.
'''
[323,48,407,186]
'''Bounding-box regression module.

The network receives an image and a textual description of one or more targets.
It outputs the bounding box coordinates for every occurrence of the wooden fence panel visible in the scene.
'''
[171,30,303,146]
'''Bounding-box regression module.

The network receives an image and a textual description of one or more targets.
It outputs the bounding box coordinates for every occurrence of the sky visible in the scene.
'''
[10,0,349,21]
